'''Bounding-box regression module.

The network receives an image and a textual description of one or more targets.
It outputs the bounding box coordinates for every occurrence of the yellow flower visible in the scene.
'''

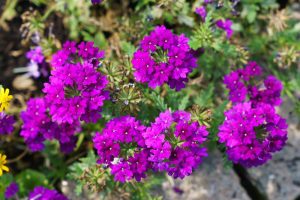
[0,153,9,176]
[0,88,13,112]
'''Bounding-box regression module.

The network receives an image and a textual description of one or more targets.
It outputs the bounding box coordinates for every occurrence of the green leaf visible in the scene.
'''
[68,151,97,177]
[67,151,98,195]
[16,169,48,197]
[151,94,168,111]
[209,101,228,141]
[195,84,214,107]
[178,95,190,110]
[135,0,155,11]
[30,0,48,6]
[242,4,259,23]
[178,14,194,27]
[95,32,109,50]
[120,41,137,56]
[0,174,13,200]
[42,141,68,180]
[0,0,18,30]
[189,13,213,50]
[145,89,168,112]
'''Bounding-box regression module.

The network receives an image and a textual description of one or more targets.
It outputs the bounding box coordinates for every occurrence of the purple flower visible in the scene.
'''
[91,0,102,4]
[224,61,283,107]
[19,46,48,78]
[20,98,80,152]
[50,50,69,68]
[93,116,149,182]
[5,182,19,199]
[216,19,234,39]
[128,150,149,181]
[94,112,208,180]
[111,162,133,183]
[59,135,78,153]
[132,26,197,91]
[28,186,68,200]
[218,102,288,167]
[13,61,48,79]
[167,147,207,179]
[172,110,191,122]
[78,41,98,59]
[244,61,262,79]
[0,112,15,135]
[259,75,283,106]
[153,109,173,129]
[63,40,77,54]
[143,110,208,179]
[149,141,172,162]
[26,61,41,78]
[44,41,109,124]
[195,6,207,21]
[223,71,241,90]
[228,83,247,102]
[26,47,44,64]
[204,0,214,4]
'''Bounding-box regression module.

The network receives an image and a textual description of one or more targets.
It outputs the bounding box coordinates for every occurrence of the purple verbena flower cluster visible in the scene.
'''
[93,116,149,182]
[20,98,80,153]
[218,102,288,167]
[220,61,287,167]
[20,41,108,153]
[93,111,208,182]
[224,61,283,106]
[143,110,208,179]
[0,112,15,135]
[43,41,109,124]
[28,186,69,200]
[132,26,197,91]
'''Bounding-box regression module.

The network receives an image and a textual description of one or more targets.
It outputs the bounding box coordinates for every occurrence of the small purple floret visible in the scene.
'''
[5,182,19,199]
[216,19,234,39]
[0,112,15,135]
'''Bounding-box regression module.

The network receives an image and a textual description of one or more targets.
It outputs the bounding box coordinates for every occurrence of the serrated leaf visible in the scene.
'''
[120,41,137,56]
[67,151,98,195]
[68,151,97,179]
[209,101,228,141]
[195,84,214,107]
[189,13,213,50]
[178,95,190,110]
[146,91,168,112]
